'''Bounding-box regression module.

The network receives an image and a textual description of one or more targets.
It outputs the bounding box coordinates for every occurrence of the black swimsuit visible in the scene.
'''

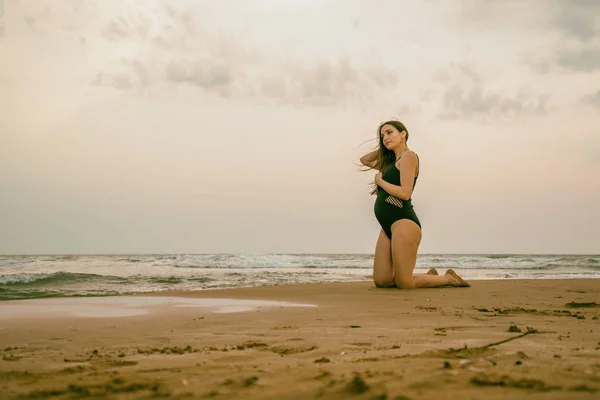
[374,155,421,239]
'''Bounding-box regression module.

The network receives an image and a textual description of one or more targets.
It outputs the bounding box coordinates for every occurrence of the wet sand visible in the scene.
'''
[1,279,599,399]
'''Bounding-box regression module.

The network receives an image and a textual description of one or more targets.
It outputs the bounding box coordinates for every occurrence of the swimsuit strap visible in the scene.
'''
[415,153,419,178]
[395,152,419,179]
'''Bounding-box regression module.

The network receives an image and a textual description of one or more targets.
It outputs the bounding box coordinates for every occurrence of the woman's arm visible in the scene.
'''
[360,151,379,169]
[375,151,418,200]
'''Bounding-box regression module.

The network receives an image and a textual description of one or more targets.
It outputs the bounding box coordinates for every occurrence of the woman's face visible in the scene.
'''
[380,124,405,150]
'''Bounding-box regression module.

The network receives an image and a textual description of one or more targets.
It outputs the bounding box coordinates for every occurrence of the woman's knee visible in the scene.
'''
[394,276,415,289]
[373,277,395,288]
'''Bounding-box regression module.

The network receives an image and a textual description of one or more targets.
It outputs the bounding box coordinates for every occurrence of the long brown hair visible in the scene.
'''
[366,120,409,195]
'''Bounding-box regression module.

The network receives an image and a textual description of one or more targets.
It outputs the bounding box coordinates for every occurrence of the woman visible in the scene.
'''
[360,120,469,289]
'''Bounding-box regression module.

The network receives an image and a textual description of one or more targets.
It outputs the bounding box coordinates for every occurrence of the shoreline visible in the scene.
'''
[1,279,599,399]
[1,277,600,303]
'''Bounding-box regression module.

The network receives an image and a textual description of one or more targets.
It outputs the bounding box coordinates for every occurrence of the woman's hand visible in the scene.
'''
[374,172,383,187]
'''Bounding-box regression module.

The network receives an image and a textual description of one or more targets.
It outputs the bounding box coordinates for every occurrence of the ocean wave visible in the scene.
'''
[145,276,213,284]
[0,289,124,302]
[0,259,35,266]
[0,272,130,286]
[427,258,446,263]
[173,264,209,268]
[1,253,599,302]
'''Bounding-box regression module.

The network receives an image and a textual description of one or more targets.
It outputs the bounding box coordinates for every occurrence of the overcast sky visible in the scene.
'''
[1,0,599,255]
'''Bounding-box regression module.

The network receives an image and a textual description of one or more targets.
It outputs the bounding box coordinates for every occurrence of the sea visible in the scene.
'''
[1,254,599,301]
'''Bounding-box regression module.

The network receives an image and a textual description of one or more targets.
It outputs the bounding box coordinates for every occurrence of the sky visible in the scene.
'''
[1,0,599,255]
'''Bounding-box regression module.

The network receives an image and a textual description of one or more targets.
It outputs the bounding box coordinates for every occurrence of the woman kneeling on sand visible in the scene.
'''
[360,120,469,289]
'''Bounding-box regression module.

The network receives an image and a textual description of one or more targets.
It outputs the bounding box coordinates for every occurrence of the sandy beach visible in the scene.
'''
[1,279,599,399]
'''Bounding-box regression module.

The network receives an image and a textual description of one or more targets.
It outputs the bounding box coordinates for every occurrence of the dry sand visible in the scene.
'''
[1,279,599,399]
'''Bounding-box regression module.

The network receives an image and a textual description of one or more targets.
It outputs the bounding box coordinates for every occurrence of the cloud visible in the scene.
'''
[536,1,600,73]
[87,5,402,108]
[275,57,399,107]
[91,58,151,90]
[553,43,600,72]
[582,90,600,109]
[552,0,600,42]
[454,0,545,31]
[436,65,550,121]
[102,15,151,41]
[91,71,132,90]
[165,59,234,97]
[456,1,600,73]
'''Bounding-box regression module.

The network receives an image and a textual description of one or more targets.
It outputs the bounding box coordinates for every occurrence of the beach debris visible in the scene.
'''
[570,385,598,393]
[350,325,361,328]
[345,374,370,394]
[433,327,447,336]
[470,374,561,391]
[476,326,539,350]
[137,346,196,355]
[315,370,331,380]
[433,344,488,359]
[349,342,372,347]
[23,379,168,398]
[243,376,259,387]
[507,325,521,333]
[314,357,330,364]
[64,358,87,363]
[565,301,598,308]
[243,342,268,349]
[415,306,438,311]
[270,346,317,355]
[61,366,86,374]
[433,326,542,359]
[317,370,332,378]
[458,359,472,368]
[340,352,346,356]
[353,357,380,362]
[182,379,188,386]
[443,361,452,369]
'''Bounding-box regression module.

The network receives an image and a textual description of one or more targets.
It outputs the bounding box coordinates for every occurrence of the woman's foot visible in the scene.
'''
[445,269,470,287]
[426,268,439,275]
